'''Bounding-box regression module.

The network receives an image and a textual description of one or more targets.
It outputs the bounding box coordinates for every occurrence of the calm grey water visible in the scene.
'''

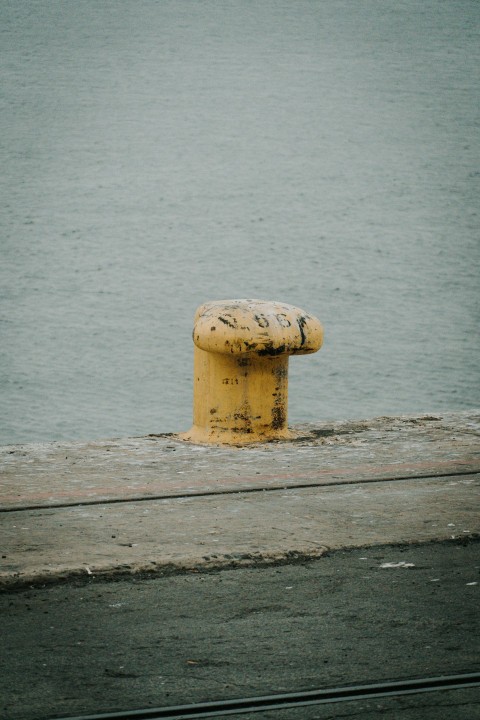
[1,0,479,446]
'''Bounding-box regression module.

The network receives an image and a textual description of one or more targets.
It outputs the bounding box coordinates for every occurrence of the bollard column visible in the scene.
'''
[180,299,323,445]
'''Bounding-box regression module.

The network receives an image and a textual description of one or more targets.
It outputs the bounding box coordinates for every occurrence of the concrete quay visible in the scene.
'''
[1,410,480,720]
[1,410,479,588]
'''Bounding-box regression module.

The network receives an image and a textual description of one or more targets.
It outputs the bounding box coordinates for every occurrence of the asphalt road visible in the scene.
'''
[1,540,479,720]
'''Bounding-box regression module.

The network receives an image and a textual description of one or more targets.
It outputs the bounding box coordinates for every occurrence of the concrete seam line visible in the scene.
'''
[1,469,478,514]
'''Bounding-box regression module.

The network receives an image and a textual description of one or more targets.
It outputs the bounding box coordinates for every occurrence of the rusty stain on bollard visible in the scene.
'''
[180,299,323,445]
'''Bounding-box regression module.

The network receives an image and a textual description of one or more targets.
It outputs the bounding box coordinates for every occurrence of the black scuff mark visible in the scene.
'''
[231,401,254,434]
[257,343,286,357]
[297,316,307,346]
[218,314,238,329]
[271,402,286,430]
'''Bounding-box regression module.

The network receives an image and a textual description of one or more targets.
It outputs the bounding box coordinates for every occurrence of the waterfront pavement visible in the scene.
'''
[1,410,479,719]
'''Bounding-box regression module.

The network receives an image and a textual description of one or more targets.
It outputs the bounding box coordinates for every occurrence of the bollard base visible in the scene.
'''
[178,424,291,446]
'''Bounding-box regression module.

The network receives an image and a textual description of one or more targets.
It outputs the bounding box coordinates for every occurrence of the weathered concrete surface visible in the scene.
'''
[1,411,479,510]
[0,412,479,588]
[1,474,479,589]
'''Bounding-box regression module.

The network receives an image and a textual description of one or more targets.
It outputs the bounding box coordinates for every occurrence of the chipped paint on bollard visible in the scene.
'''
[180,299,323,445]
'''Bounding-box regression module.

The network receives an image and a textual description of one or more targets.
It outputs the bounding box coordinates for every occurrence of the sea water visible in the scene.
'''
[1,0,479,445]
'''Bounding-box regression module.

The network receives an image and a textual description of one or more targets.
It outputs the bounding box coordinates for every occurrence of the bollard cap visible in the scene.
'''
[192,299,323,356]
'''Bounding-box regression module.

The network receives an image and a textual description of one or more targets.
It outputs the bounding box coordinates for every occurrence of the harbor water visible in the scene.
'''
[1,0,479,445]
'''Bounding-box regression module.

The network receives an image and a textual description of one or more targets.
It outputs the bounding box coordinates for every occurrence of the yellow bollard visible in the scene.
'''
[180,299,323,445]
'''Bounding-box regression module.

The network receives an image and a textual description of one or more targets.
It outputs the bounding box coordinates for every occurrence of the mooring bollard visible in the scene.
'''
[180,299,323,445]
